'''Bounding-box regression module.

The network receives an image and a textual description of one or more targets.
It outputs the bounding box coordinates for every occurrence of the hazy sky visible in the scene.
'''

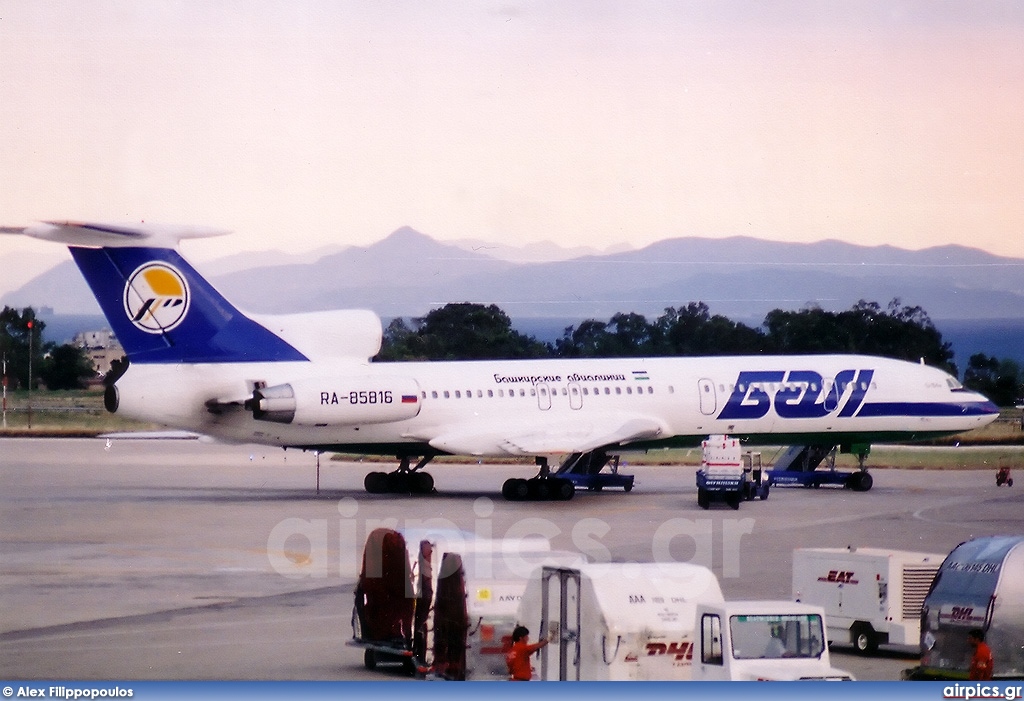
[2,0,1023,281]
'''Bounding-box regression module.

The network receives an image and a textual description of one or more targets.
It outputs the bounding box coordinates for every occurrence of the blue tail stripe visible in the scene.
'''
[70,246,307,364]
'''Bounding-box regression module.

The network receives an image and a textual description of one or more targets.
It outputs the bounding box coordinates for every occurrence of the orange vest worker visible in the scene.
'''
[968,629,994,681]
[506,625,549,681]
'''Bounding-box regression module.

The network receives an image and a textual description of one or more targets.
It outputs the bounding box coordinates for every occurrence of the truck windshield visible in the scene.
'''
[729,614,825,660]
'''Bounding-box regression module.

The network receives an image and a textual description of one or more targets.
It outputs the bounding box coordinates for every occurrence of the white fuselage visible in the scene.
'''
[112,353,997,455]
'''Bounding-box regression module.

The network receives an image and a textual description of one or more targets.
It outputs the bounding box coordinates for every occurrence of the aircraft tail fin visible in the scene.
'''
[23,222,307,364]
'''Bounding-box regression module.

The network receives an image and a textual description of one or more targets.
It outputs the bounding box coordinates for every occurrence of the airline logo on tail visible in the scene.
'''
[123,262,191,334]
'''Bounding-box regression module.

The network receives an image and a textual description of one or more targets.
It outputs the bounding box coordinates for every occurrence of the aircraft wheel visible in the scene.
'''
[532,479,552,501]
[364,472,388,494]
[553,478,575,501]
[412,472,434,494]
[385,471,410,493]
[502,478,529,501]
[848,472,873,492]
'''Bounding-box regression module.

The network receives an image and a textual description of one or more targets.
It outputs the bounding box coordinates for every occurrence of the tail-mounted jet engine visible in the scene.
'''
[248,376,422,426]
[102,356,130,413]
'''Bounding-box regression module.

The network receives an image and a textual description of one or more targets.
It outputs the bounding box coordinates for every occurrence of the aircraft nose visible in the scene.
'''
[977,399,1000,416]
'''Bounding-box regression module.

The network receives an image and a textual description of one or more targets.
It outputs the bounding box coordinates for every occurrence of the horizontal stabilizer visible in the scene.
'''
[16,221,228,248]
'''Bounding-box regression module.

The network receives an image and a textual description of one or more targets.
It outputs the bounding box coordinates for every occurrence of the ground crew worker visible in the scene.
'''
[968,629,994,680]
[506,625,550,681]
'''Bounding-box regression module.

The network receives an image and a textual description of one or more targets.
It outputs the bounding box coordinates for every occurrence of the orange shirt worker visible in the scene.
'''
[968,629,994,681]
[506,625,550,681]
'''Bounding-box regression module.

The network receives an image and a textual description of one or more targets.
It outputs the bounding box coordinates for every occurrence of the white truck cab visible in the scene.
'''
[693,601,854,681]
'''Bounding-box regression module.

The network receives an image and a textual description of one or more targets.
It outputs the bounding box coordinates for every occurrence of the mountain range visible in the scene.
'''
[4,227,1024,324]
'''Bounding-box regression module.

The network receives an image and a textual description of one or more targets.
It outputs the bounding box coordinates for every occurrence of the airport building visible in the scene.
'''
[73,329,123,377]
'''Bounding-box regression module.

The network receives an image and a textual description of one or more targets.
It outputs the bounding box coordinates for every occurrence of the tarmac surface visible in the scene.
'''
[1,437,1021,681]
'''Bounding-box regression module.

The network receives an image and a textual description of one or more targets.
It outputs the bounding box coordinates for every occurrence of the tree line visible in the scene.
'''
[1,307,94,391]
[381,299,1024,406]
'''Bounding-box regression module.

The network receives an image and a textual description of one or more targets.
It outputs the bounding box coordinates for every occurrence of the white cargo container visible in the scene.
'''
[911,535,1024,680]
[792,546,942,654]
[516,562,725,680]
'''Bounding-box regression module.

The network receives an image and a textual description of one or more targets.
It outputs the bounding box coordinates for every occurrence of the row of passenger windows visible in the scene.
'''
[422,385,658,400]
[418,381,879,401]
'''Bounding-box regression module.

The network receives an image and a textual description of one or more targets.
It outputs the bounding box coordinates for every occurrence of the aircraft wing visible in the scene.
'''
[423,413,667,457]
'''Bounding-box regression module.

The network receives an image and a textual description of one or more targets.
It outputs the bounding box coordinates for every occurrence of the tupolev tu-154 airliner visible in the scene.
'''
[8,222,999,500]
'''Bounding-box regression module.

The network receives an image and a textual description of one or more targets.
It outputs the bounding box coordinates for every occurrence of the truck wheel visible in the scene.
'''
[554,478,575,501]
[727,495,741,510]
[697,488,709,509]
[851,623,878,655]
[364,649,377,670]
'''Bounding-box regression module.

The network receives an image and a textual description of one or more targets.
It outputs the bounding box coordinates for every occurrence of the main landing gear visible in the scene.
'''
[501,457,576,502]
[364,455,436,495]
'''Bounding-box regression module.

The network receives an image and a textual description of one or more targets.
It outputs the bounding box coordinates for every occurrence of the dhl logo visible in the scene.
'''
[123,262,190,334]
[949,606,975,622]
[646,641,693,662]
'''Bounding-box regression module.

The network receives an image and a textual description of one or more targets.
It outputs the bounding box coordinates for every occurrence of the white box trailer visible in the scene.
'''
[516,562,725,680]
[792,546,942,654]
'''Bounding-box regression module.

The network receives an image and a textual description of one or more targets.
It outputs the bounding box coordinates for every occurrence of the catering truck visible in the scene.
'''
[792,546,943,654]
[906,535,1024,680]
[516,563,851,681]
[695,435,769,509]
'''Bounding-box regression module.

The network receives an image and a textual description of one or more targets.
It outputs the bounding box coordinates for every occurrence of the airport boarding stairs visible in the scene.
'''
[771,445,835,473]
[766,444,873,491]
